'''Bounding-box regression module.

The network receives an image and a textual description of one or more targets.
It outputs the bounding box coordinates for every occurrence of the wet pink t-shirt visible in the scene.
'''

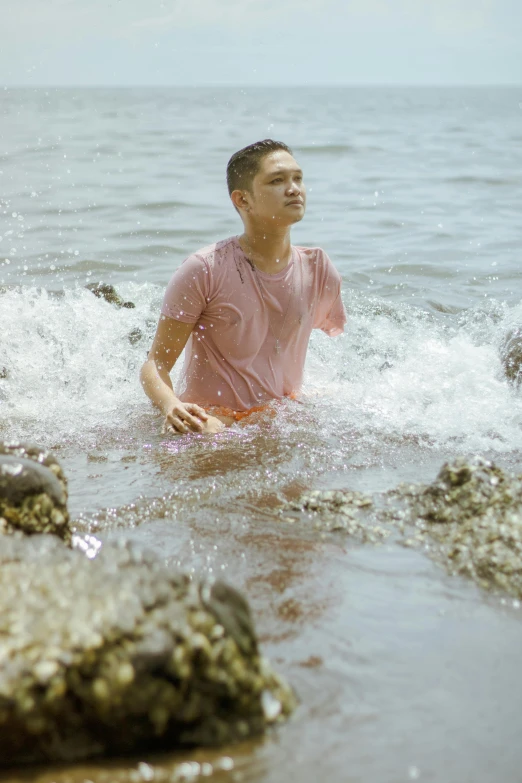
[161,236,346,412]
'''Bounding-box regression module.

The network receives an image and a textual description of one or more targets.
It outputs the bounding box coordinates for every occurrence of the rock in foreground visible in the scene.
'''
[0,535,295,766]
[0,442,70,542]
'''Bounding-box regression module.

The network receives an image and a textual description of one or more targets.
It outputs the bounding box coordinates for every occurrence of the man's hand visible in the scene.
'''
[162,402,225,435]
[200,414,227,434]
[141,316,225,436]
[163,401,208,434]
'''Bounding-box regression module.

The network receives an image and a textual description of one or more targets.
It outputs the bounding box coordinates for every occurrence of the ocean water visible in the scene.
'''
[2,86,522,783]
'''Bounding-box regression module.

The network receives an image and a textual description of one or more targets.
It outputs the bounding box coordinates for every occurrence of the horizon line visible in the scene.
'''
[3,82,522,90]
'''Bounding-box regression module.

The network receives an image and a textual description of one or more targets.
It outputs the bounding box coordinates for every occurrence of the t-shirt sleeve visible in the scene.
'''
[312,249,347,336]
[161,254,210,324]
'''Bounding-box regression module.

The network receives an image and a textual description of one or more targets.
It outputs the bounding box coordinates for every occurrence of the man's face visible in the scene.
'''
[246,150,306,225]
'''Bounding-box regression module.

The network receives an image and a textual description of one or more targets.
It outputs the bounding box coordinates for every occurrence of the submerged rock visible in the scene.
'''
[500,327,522,386]
[85,282,135,309]
[0,442,70,542]
[84,283,143,345]
[128,326,144,345]
[392,456,522,597]
[285,489,388,541]
[0,535,295,766]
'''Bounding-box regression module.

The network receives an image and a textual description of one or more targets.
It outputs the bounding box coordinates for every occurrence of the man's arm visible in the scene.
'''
[140,315,223,434]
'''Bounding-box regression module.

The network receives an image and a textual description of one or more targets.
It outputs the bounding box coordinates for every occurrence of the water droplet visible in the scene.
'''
[137,761,155,781]
[261,689,282,721]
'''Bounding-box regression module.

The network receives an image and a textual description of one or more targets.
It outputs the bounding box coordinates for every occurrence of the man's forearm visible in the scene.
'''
[140,359,180,415]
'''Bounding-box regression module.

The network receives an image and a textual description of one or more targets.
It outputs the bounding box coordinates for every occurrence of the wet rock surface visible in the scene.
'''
[0,442,70,542]
[84,283,144,345]
[284,489,389,542]
[284,457,522,599]
[85,282,136,309]
[128,326,144,345]
[0,441,294,765]
[0,535,295,767]
[391,456,522,596]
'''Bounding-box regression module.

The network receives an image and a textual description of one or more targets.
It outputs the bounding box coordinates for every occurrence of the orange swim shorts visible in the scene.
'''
[208,393,298,423]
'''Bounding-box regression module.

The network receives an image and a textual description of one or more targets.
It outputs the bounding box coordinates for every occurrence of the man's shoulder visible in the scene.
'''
[295,245,331,265]
[189,237,237,265]
[295,245,342,289]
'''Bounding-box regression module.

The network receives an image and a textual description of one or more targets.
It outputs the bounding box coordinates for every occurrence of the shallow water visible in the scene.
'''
[1,86,522,782]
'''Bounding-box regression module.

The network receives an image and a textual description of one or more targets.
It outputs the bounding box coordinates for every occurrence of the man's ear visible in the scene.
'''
[231,189,251,212]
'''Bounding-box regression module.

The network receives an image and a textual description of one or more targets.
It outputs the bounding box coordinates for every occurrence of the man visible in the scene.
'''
[140,139,346,435]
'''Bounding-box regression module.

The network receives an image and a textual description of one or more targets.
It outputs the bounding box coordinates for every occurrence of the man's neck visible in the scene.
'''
[239,228,292,275]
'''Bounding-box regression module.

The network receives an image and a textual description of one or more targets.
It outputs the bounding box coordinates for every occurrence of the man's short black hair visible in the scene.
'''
[226,139,293,196]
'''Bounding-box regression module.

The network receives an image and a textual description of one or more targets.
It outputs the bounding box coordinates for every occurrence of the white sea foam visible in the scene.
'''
[1,284,521,455]
[0,284,159,444]
[306,292,522,453]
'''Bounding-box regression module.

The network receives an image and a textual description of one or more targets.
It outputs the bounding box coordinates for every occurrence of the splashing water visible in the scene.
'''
[0,283,158,444]
[2,284,521,461]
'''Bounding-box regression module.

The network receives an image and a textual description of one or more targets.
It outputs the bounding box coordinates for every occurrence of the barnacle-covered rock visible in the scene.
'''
[0,535,295,766]
[290,489,373,515]
[0,442,70,542]
[288,458,522,599]
[285,489,388,541]
[411,456,515,524]
[394,456,522,596]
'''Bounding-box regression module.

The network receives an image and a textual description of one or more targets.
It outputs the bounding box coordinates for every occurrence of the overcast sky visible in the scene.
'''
[2,0,521,86]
